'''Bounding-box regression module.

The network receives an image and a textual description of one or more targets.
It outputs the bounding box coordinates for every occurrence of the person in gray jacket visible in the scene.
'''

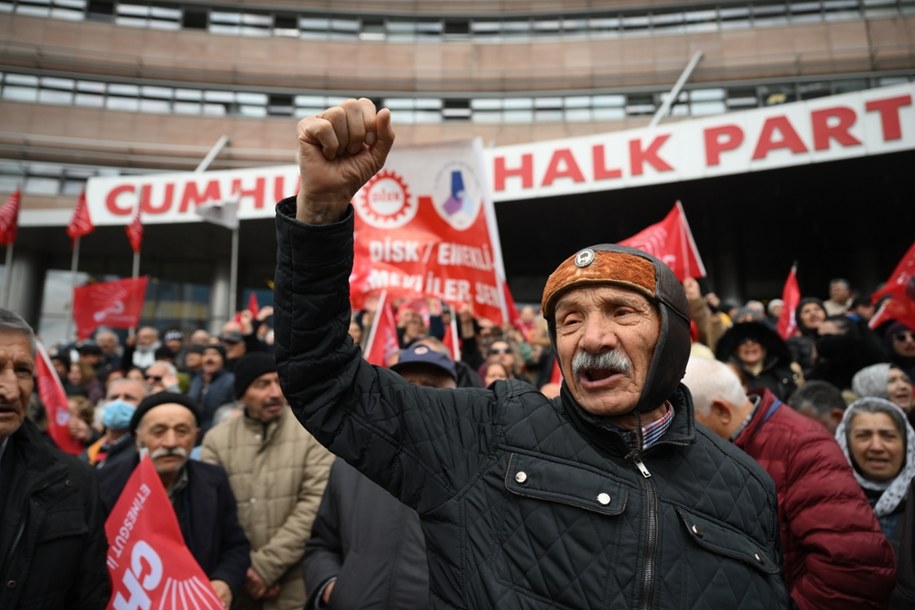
[274,98,789,609]
[303,343,459,609]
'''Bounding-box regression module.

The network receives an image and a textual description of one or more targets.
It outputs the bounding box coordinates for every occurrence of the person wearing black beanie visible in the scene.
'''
[233,352,277,399]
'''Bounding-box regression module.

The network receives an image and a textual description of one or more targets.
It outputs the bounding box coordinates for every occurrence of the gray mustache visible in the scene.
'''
[150,447,188,460]
[571,349,632,376]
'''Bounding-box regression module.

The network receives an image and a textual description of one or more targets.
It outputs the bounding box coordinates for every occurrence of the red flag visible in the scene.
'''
[0,189,21,245]
[619,201,706,281]
[126,207,143,254]
[35,342,83,455]
[442,307,461,362]
[73,277,149,339]
[364,291,400,367]
[776,264,801,340]
[66,191,95,241]
[105,457,224,610]
[549,356,563,385]
[870,241,915,331]
[247,292,260,317]
[500,279,523,333]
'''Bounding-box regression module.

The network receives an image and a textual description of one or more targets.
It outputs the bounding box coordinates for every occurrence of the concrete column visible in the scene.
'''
[2,249,45,327]
[210,259,230,334]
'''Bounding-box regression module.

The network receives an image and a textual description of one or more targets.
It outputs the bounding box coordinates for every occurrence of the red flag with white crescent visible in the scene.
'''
[776,265,801,340]
[105,457,224,610]
[73,277,149,339]
[67,191,95,242]
[0,189,21,246]
[35,342,84,455]
[870,241,915,331]
[619,201,706,281]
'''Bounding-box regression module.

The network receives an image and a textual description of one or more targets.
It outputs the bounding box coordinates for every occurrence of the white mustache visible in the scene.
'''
[571,348,632,376]
[150,447,188,460]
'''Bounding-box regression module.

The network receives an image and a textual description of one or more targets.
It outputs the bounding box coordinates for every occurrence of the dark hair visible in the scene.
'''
[788,381,846,417]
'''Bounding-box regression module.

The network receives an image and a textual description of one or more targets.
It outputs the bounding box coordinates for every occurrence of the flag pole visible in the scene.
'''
[65,237,80,342]
[2,243,13,309]
[228,225,238,319]
[129,250,140,341]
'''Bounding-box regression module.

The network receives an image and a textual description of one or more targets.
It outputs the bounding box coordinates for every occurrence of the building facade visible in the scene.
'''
[1,0,913,342]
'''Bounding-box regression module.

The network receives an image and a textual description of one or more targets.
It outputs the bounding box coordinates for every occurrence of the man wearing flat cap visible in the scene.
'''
[96,391,250,608]
[201,353,333,609]
[272,100,789,608]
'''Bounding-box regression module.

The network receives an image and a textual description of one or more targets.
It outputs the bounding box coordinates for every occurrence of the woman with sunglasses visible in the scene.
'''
[887,322,915,383]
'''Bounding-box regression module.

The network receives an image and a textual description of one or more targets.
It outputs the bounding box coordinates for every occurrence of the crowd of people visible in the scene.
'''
[1,97,913,609]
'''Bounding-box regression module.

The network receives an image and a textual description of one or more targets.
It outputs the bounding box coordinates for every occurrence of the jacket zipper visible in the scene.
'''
[630,453,658,610]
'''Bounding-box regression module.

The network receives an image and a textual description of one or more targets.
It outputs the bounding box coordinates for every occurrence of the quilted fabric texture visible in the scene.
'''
[273,198,790,609]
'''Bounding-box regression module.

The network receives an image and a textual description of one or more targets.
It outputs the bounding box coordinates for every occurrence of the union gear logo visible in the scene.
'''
[356,170,415,229]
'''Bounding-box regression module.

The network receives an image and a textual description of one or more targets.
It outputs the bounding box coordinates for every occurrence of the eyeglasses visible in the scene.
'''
[489,347,513,356]
[146,374,163,382]
[893,330,915,342]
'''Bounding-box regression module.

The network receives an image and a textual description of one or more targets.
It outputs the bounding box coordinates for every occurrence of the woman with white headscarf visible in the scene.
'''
[836,397,915,553]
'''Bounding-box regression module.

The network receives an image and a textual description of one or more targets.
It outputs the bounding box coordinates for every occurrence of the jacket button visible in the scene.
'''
[65,479,73,487]
[249,497,257,504]
[691,524,704,538]
[597,493,611,505]
[514,471,527,484]
[6,580,15,589]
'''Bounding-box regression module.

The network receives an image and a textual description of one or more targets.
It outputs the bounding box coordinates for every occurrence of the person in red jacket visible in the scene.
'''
[684,356,896,610]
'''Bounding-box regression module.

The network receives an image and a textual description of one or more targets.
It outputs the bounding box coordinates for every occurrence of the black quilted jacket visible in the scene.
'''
[274,199,790,609]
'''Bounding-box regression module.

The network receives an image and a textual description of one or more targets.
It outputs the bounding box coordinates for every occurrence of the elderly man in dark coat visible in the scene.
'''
[97,392,250,607]
[271,99,789,609]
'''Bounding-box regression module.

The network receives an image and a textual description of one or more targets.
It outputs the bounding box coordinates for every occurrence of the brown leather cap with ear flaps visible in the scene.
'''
[542,243,692,414]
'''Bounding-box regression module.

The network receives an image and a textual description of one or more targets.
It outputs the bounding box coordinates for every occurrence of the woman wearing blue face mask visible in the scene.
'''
[83,379,144,469]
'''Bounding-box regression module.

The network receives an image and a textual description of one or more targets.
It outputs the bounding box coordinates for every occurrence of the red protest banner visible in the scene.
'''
[73,277,149,339]
[349,140,510,326]
[619,201,707,281]
[105,457,223,610]
[35,342,84,455]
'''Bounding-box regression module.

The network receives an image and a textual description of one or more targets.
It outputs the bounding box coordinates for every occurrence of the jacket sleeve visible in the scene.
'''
[72,460,113,610]
[302,461,345,607]
[209,467,252,595]
[273,199,501,514]
[783,432,896,610]
[890,482,915,610]
[250,437,335,585]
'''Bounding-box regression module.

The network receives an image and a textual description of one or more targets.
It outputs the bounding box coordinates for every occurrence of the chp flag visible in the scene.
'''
[870,241,915,332]
[126,206,143,253]
[105,456,224,610]
[72,276,149,339]
[619,201,706,282]
[0,189,21,245]
[776,264,801,340]
[35,341,84,455]
[67,191,95,241]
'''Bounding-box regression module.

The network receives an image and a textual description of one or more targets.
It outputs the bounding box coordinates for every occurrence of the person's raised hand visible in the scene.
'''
[295,98,395,224]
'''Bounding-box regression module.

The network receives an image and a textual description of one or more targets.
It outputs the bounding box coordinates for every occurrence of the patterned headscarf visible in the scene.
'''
[836,397,915,517]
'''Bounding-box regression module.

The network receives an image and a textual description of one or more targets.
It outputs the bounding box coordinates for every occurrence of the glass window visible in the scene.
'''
[25,176,59,195]
[141,85,172,99]
[139,98,170,113]
[691,100,726,116]
[593,107,625,120]
[38,89,73,104]
[503,109,533,123]
[109,83,139,96]
[6,74,38,86]
[77,80,105,93]
[173,102,201,114]
[238,105,267,117]
[3,86,38,102]
[74,93,104,107]
[106,96,138,111]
